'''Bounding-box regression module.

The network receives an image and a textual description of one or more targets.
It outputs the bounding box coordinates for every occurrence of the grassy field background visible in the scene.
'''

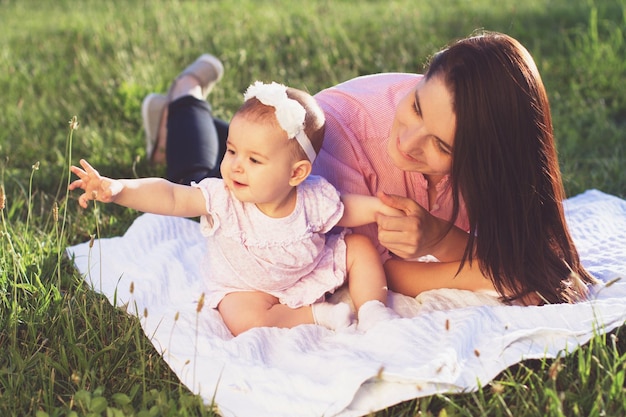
[1,0,625,415]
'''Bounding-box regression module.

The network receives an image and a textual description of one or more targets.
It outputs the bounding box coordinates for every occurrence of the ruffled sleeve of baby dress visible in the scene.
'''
[192,178,227,237]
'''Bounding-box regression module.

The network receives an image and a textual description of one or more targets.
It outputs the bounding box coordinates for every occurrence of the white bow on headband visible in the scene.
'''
[243,81,316,162]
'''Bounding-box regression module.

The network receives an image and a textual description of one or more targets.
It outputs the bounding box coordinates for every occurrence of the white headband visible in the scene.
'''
[243,81,316,162]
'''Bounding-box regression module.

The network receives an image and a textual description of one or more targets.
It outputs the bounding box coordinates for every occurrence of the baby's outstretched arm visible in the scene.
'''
[69,159,207,217]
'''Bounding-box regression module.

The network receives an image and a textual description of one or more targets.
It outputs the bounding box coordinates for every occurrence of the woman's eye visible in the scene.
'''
[436,140,452,155]
[412,100,421,116]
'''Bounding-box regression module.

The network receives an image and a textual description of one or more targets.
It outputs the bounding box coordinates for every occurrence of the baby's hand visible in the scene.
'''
[377,201,405,218]
[69,159,123,209]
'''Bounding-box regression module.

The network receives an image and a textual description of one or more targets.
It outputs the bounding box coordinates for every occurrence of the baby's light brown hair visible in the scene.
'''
[234,86,325,162]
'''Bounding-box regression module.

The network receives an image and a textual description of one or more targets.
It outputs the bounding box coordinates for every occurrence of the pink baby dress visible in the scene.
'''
[192,175,348,308]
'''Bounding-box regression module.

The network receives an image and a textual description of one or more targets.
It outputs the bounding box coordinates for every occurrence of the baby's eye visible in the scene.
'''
[226,148,235,155]
[249,157,261,164]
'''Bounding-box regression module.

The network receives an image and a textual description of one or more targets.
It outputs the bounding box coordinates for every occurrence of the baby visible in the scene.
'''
[70,81,401,335]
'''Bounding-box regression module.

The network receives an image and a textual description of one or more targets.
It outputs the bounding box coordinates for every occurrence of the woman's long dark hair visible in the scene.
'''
[426,32,597,303]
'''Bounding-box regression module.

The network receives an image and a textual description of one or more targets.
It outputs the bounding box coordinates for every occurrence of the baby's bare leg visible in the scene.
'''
[345,233,399,330]
[218,291,314,336]
[345,233,389,310]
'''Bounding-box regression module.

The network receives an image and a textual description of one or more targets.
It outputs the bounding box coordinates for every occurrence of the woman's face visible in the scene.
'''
[387,75,456,182]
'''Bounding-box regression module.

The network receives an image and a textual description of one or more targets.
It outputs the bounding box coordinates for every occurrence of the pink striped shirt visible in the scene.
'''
[312,73,469,257]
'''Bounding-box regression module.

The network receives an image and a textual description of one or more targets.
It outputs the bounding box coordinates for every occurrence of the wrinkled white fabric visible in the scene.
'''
[67,189,626,417]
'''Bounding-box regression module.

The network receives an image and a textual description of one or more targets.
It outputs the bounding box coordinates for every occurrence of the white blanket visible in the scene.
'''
[66,189,626,417]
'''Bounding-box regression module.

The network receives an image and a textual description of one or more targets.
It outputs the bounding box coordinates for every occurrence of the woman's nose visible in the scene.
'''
[398,129,424,154]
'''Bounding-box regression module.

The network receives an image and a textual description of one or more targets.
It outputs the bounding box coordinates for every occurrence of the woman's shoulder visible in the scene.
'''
[316,73,422,99]
[343,72,421,85]
[314,73,421,132]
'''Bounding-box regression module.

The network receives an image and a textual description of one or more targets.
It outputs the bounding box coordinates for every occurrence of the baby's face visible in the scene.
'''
[221,115,297,209]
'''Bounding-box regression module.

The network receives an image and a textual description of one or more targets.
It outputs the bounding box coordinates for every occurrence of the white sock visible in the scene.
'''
[357,300,400,331]
[312,302,352,330]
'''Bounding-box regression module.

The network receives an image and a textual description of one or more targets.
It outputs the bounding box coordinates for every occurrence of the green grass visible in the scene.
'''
[0,0,625,415]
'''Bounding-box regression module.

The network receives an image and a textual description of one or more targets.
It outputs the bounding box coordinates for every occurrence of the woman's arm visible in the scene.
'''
[384,258,496,296]
[69,159,207,217]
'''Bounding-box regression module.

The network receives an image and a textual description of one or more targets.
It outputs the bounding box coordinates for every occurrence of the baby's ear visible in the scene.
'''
[289,160,312,186]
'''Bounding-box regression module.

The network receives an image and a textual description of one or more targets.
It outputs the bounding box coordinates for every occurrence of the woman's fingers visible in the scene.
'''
[377,212,418,233]
[376,192,438,259]
[378,237,416,259]
[377,213,422,259]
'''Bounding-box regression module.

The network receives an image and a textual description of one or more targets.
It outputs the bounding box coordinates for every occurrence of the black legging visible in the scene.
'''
[166,96,229,185]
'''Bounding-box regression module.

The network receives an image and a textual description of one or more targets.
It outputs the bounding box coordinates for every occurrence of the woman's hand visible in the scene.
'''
[376,192,468,261]
[375,192,436,259]
[69,159,123,209]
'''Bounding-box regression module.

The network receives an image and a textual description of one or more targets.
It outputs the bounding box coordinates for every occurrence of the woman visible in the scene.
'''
[143,31,597,306]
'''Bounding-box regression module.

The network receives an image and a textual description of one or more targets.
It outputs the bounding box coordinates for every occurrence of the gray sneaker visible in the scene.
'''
[175,54,224,99]
[141,93,168,161]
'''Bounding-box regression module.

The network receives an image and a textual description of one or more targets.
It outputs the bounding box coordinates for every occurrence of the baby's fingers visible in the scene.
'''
[70,165,87,180]
[76,188,105,209]
[79,159,99,175]
[93,185,113,202]
[68,178,84,191]
[78,193,91,209]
